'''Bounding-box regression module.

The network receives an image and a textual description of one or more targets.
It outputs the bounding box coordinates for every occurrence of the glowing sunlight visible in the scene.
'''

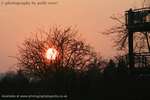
[46,48,58,60]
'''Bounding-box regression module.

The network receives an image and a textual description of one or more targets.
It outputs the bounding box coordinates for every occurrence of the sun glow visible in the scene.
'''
[46,48,58,60]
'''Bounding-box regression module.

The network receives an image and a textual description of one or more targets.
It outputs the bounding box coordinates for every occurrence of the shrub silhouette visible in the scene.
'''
[103,59,117,80]
[1,55,150,99]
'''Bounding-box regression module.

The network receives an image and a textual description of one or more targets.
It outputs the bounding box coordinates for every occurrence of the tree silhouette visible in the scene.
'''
[103,59,116,80]
[17,27,97,79]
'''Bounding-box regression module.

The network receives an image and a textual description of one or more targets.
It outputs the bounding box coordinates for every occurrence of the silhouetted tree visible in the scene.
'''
[17,27,97,79]
[103,59,116,80]
[116,56,129,79]
[0,71,28,88]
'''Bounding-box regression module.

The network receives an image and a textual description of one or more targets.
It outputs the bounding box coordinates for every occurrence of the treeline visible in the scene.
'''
[1,59,150,100]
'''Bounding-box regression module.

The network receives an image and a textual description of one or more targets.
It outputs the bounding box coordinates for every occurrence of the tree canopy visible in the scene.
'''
[17,27,101,79]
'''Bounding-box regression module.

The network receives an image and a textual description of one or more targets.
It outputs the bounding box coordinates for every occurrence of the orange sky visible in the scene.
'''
[0,0,142,72]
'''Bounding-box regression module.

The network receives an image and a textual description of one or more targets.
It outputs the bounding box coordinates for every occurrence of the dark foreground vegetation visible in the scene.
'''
[1,60,150,100]
[1,27,150,100]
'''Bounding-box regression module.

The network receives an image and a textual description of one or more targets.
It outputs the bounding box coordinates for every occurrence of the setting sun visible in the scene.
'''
[46,48,58,60]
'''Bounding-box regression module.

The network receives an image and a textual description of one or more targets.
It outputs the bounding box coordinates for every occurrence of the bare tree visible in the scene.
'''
[103,14,128,52]
[17,27,98,78]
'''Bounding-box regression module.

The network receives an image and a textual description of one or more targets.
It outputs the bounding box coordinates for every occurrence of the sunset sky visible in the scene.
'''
[0,0,143,72]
